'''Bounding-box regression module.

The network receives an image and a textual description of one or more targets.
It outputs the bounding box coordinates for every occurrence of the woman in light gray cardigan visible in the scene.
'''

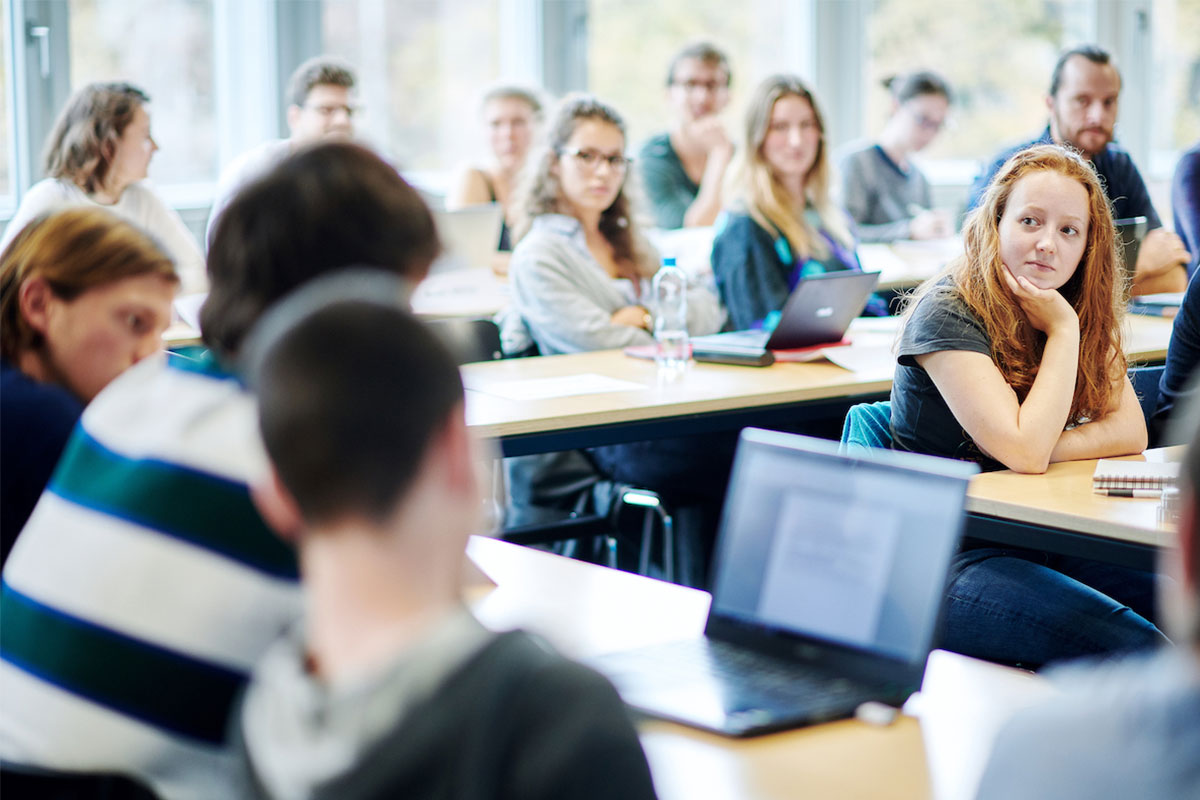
[501,95,726,585]
[505,94,721,354]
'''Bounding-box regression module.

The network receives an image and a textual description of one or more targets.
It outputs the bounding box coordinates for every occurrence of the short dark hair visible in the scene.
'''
[1049,44,1120,97]
[883,70,952,105]
[201,141,440,359]
[666,41,731,87]
[286,55,356,108]
[246,271,464,526]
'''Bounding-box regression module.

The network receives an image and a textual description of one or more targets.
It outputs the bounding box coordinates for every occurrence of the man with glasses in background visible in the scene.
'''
[967,43,1190,295]
[638,41,733,229]
[206,56,358,245]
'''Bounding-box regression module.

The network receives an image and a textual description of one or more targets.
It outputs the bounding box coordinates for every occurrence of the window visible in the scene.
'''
[322,0,502,176]
[67,0,215,188]
[1148,0,1200,176]
[0,13,10,206]
[865,0,1091,177]
[587,0,797,153]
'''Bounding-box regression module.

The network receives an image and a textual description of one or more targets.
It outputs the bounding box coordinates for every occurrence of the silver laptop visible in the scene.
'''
[430,204,505,274]
[589,428,977,737]
[693,270,880,357]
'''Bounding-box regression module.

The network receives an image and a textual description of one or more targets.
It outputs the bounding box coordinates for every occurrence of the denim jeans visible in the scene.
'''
[938,547,1169,669]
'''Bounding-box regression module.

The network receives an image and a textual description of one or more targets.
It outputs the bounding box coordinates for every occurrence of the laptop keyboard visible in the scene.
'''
[628,638,875,707]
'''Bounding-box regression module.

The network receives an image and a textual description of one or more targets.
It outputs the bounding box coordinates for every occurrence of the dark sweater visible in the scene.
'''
[0,358,83,565]
[246,630,658,800]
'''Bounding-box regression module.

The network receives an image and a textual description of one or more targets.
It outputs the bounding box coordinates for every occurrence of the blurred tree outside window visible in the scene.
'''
[322,0,500,179]
[68,0,215,187]
[1149,0,1200,175]
[1,14,10,204]
[865,0,1089,181]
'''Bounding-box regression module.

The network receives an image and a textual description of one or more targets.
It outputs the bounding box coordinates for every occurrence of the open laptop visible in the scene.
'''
[691,270,880,358]
[1115,216,1149,277]
[588,428,977,737]
[430,204,505,274]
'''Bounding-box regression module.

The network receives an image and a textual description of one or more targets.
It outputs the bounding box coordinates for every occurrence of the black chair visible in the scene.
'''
[426,317,503,364]
[1,765,159,800]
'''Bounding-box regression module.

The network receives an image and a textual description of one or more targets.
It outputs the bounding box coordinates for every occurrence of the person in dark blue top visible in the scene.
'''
[1172,140,1200,278]
[967,44,1190,296]
[0,207,177,564]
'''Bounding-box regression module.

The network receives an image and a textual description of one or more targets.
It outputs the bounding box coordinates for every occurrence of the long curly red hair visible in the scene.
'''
[905,144,1125,422]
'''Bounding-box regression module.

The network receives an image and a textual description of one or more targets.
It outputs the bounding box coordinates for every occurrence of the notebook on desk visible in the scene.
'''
[588,428,977,737]
[691,270,880,360]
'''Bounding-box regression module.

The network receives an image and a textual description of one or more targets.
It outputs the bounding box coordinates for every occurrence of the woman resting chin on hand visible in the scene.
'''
[889,144,1162,669]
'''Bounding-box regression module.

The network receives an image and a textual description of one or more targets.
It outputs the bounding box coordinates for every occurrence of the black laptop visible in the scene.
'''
[692,270,880,364]
[1116,216,1149,277]
[588,428,977,737]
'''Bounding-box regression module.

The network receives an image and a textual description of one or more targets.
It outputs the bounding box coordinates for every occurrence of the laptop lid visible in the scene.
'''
[430,205,504,274]
[705,429,977,686]
[1115,216,1148,277]
[764,270,880,350]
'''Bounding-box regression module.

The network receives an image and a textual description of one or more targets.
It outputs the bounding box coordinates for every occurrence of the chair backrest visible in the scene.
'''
[1128,364,1165,432]
[426,317,502,364]
[839,400,894,453]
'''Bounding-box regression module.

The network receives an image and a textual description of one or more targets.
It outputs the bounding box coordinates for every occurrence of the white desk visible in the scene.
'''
[965,447,1180,569]
[466,536,1051,800]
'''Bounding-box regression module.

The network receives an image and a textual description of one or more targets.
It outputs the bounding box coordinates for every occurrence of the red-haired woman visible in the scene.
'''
[893,144,1164,668]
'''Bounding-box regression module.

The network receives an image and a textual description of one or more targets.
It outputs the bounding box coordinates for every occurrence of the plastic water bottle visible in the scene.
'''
[653,257,689,372]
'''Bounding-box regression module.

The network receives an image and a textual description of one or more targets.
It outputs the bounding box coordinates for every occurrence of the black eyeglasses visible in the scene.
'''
[558,148,631,171]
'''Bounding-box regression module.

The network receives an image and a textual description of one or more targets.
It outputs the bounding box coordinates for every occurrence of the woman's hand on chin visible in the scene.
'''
[1001,264,1078,337]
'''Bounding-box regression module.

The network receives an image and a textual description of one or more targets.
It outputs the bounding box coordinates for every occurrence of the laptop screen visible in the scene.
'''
[709,430,975,664]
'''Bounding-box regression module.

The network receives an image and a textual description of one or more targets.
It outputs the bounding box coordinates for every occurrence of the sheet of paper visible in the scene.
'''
[857,243,911,280]
[758,493,900,647]
[469,373,645,401]
[822,345,896,377]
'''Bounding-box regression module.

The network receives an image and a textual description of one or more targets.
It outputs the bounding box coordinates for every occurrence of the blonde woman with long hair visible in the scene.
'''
[893,144,1163,668]
[712,74,883,330]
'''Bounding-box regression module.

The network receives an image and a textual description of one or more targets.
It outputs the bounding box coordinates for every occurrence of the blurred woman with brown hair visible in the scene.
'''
[0,82,205,293]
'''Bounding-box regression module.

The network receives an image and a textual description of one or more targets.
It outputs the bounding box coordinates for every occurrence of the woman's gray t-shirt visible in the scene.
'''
[891,285,1000,467]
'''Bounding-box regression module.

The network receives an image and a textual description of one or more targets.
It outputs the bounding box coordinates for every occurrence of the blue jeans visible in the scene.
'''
[938,547,1169,669]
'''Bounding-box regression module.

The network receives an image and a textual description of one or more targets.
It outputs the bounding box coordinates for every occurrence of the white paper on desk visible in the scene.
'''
[857,244,911,281]
[472,373,644,401]
[822,345,895,378]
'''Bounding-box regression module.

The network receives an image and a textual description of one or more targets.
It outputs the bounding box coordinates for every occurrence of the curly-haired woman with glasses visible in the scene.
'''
[502,94,726,583]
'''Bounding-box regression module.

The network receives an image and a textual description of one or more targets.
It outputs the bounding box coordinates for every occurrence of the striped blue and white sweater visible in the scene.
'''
[0,351,300,799]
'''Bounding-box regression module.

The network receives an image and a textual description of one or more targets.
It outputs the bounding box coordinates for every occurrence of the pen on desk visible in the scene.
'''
[1093,489,1162,498]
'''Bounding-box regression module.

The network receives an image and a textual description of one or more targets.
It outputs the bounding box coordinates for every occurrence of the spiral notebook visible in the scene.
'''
[1092,459,1179,492]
